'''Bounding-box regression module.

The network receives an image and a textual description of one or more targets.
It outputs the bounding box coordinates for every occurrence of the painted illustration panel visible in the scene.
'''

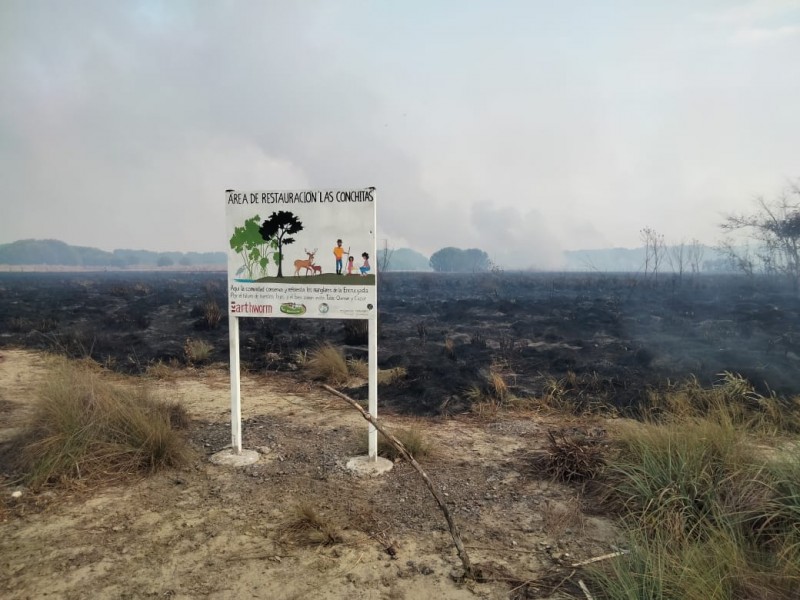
[225,189,377,319]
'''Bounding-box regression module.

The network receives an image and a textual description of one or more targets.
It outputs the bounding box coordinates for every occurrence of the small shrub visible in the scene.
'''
[184,338,213,365]
[306,343,349,384]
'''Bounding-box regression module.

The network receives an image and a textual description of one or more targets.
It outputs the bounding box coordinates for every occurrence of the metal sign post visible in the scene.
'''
[229,314,242,454]
[368,315,378,461]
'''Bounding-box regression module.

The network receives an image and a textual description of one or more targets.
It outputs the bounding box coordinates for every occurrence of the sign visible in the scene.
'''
[225,188,377,320]
[224,188,380,460]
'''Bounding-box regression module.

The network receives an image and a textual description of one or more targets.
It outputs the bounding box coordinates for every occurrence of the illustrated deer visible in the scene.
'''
[311,265,323,275]
[293,248,318,276]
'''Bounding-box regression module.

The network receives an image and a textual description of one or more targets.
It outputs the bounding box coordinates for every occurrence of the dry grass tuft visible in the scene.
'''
[292,349,309,367]
[306,343,349,385]
[8,359,192,488]
[378,366,407,386]
[542,497,585,536]
[538,371,613,415]
[647,371,800,433]
[145,360,179,381]
[468,368,514,417]
[356,426,434,461]
[203,300,222,329]
[184,338,213,365]
[279,502,344,547]
[347,357,368,379]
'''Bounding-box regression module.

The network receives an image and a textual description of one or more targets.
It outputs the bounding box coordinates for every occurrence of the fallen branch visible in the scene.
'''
[570,550,628,567]
[321,384,474,580]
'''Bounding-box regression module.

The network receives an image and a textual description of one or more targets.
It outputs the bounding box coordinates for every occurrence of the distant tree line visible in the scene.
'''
[720,181,800,288]
[429,247,492,273]
[0,239,226,267]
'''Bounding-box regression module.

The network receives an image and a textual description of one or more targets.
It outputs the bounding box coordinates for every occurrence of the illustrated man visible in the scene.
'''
[333,239,349,275]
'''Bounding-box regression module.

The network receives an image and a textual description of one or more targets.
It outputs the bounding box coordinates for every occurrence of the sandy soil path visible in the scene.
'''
[0,349,618,599]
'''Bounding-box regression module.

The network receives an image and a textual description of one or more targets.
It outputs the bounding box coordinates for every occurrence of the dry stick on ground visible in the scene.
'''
[570,550,628,568]
[321,384,474,580]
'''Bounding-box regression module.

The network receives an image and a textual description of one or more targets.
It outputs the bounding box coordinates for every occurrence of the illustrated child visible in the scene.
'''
[360,252,371,276]
[333,239,349,275]
[346,255,356,275]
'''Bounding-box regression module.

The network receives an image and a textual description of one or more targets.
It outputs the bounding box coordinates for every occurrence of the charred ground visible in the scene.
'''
[0,271,798,415]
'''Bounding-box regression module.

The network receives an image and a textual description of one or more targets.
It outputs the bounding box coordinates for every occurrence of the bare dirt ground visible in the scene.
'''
[0,349,620,599]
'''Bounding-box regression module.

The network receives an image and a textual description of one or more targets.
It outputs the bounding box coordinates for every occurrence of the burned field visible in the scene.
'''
[1,270,798,416]
[3,271,800,599]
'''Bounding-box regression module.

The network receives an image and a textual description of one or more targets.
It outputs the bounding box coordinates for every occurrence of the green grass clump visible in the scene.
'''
[648,371,800,433]
[589,415,800,599]
[11,359,192,488]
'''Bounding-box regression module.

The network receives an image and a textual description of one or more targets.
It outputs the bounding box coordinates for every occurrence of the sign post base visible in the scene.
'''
[345,455,393,477]
[209,448,260,467]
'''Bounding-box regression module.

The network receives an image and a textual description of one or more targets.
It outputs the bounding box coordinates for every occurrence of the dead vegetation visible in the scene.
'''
[3,357,192,489]
[531,428,608,484]
[305,343,349,384]
[355,426,434,461]
[278,502,345,547]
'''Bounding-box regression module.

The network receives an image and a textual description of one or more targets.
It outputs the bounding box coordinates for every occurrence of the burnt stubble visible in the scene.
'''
[1,271,798,416]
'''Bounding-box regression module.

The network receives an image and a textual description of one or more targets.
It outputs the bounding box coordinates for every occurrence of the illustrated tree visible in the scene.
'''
[720,183,800,289]
[229,215,279,279]
[259,211,304,278]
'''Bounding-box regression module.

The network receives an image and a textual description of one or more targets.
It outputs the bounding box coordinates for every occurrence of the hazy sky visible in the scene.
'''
[2,1,799,269]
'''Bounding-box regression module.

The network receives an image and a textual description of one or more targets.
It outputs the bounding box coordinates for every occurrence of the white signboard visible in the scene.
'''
[225,188,377,320]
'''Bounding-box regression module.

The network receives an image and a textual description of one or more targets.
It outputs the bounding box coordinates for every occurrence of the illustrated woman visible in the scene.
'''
[360,252,370,275]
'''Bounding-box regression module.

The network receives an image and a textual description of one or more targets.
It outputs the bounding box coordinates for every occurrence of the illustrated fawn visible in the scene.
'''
[311,265,322,275]
[293,248,318,276]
